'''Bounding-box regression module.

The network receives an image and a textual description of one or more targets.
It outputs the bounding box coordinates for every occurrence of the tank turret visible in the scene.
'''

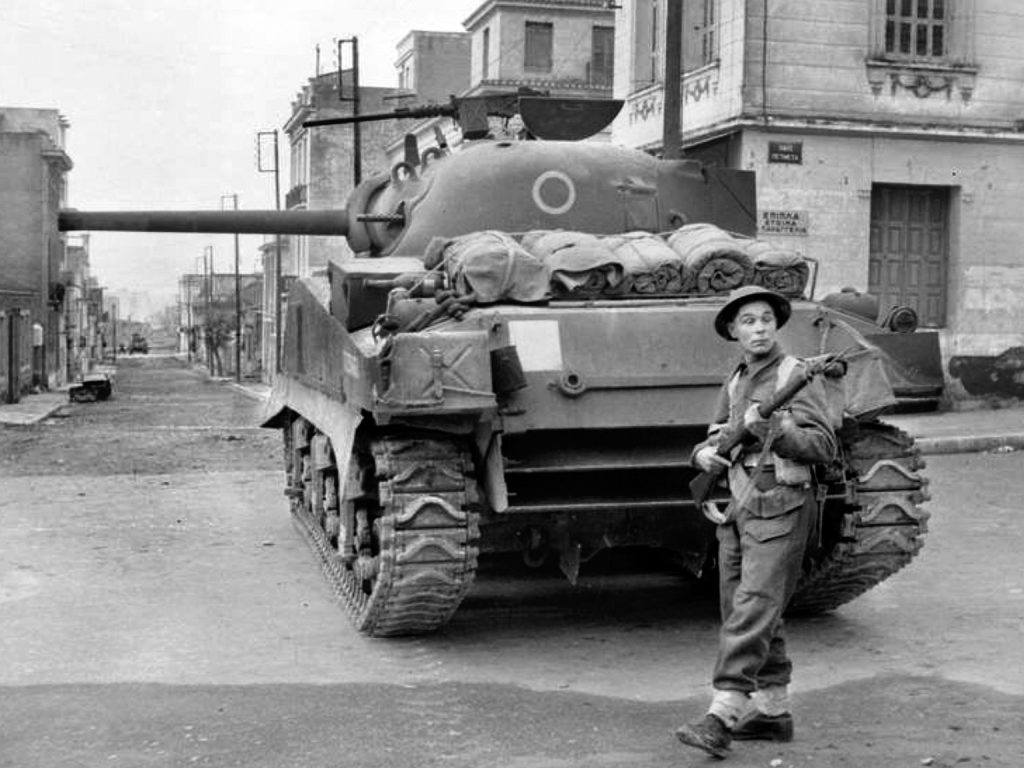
[60,141,756,258]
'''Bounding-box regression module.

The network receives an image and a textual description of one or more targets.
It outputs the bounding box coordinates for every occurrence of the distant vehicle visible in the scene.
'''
[128,334,148,354]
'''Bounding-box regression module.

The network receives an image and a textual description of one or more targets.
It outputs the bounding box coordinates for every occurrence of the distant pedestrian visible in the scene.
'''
[676,286,837,759]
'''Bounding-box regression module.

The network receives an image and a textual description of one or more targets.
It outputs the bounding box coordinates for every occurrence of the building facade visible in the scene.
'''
[257,237,292,380]
[395,30,472,104]
[61,234,106,380]
[179,270,264,379]
[0,107,73,400]
[388,0,617,159]
[283,71,417,275]
[612,0,1024,400]
[465,0,616,94]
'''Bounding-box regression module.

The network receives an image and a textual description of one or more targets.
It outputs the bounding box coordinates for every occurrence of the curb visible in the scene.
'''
[227,382,271,402]
[0,399,67,427]
[913,434,1024,456]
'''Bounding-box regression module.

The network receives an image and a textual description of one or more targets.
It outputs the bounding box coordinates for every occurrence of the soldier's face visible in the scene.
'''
[728,300,777,357]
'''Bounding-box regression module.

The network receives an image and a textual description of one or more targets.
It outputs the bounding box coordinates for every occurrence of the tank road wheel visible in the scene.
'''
[788,420,930,614]
[284,423,480,637]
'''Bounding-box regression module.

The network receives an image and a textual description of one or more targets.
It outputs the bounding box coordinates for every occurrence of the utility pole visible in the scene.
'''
[186,278,192,364]
[257,130,283,375]
[204,245,214,376]
[663,0,684,159]
[111,299,118,364]
[222,193,241,382]
[338,36,362,184]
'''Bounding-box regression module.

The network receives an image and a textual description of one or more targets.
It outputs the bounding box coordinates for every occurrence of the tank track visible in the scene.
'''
[286,425,480,637]
[788,420,930,614]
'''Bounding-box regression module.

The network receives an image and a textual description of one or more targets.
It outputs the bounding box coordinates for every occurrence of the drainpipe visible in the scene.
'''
[663,0,683,158]
[761,0,769,123]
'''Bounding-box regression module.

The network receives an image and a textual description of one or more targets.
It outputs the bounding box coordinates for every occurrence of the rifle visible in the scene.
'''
[688,353,846,509]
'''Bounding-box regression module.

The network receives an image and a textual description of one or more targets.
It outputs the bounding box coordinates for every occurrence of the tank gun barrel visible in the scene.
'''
[58,209,349,236]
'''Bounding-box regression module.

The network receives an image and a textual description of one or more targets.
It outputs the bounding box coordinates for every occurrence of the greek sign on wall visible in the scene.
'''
[759,209,809,236]
[627,73,717,125]
[768,141,802,164]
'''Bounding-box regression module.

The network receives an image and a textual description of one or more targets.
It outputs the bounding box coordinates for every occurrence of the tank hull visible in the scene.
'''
[265,271,929,636]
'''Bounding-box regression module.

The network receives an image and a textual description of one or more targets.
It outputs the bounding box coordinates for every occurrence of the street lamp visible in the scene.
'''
[221,193,241,382]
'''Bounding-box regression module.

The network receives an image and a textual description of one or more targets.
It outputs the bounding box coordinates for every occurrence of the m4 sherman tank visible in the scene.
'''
[60,100,930,637]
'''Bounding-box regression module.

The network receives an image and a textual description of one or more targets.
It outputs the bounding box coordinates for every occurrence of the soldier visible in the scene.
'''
[676,285,837,759]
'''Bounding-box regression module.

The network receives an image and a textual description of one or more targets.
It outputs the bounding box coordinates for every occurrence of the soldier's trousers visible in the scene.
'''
[711,492,817,694]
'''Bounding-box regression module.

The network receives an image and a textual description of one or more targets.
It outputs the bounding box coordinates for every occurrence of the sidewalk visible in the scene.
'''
[885,404,1024,455]
[2,380,1022,455]
[0,392,69,426]
[227,380,271,402]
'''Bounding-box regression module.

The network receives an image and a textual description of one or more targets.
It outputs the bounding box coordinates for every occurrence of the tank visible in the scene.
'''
[60,104,931,637]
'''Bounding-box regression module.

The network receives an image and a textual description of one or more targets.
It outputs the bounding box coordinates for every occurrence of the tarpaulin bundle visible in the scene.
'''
[666,223,753,294]
[601,231,687,294]
[742,239,810,297]
[434,230,550,304]
[521,230,626,297]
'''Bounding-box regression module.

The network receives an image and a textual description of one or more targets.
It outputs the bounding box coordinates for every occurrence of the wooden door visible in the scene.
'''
[869,185,949,327]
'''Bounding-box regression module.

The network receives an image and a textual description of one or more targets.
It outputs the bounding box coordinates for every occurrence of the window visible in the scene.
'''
[699,0,718,67]
[591,26,614,85]
[870,0,974,64]
[631,0,658,87]
[867,0,976,100]
[885,0,946,58]
[482,27,490,80]
[524,22,553,72]
[684,0,719,72]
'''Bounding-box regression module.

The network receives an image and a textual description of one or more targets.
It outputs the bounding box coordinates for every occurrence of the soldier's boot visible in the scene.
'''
[731,711,794,742]
[675,713,732,759]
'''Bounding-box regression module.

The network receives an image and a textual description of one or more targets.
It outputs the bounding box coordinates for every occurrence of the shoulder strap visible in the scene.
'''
[776,355,800,393]
[727,367,743,402]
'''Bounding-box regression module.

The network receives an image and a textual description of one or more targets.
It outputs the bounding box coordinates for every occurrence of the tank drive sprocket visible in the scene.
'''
[284,420,480,636]
[788,420,930,614]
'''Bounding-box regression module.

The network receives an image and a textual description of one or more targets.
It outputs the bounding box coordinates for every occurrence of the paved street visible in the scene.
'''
[1,355,1022,768]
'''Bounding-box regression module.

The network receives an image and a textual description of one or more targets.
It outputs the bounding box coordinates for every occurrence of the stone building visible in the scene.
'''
[388,0,617,159]
[394,30,472,104]
[258,237,292,379]
[611,0,1024,400]
[179,269,264,379]
[283,71,421,274]
[0,107,73,400]
[62,234,97,381]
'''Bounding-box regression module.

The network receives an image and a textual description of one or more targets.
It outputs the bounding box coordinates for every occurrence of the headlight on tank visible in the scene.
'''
[883,306,919,333]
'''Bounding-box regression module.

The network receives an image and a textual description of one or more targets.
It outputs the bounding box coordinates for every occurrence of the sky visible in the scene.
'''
[2,0,478,319]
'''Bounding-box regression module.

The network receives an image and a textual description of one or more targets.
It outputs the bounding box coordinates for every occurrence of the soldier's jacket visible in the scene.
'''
[693,342,837,518]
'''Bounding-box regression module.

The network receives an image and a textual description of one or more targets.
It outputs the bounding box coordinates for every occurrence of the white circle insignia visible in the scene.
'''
[531,170,576,215]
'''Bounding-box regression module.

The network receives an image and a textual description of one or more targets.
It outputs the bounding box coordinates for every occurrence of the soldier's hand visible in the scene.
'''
[695,445,731,473]
[775,410,797,437]
[743,404,771,439]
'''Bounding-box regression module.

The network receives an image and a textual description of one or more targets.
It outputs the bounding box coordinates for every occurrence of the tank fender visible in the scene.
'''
[261,375,363,484]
